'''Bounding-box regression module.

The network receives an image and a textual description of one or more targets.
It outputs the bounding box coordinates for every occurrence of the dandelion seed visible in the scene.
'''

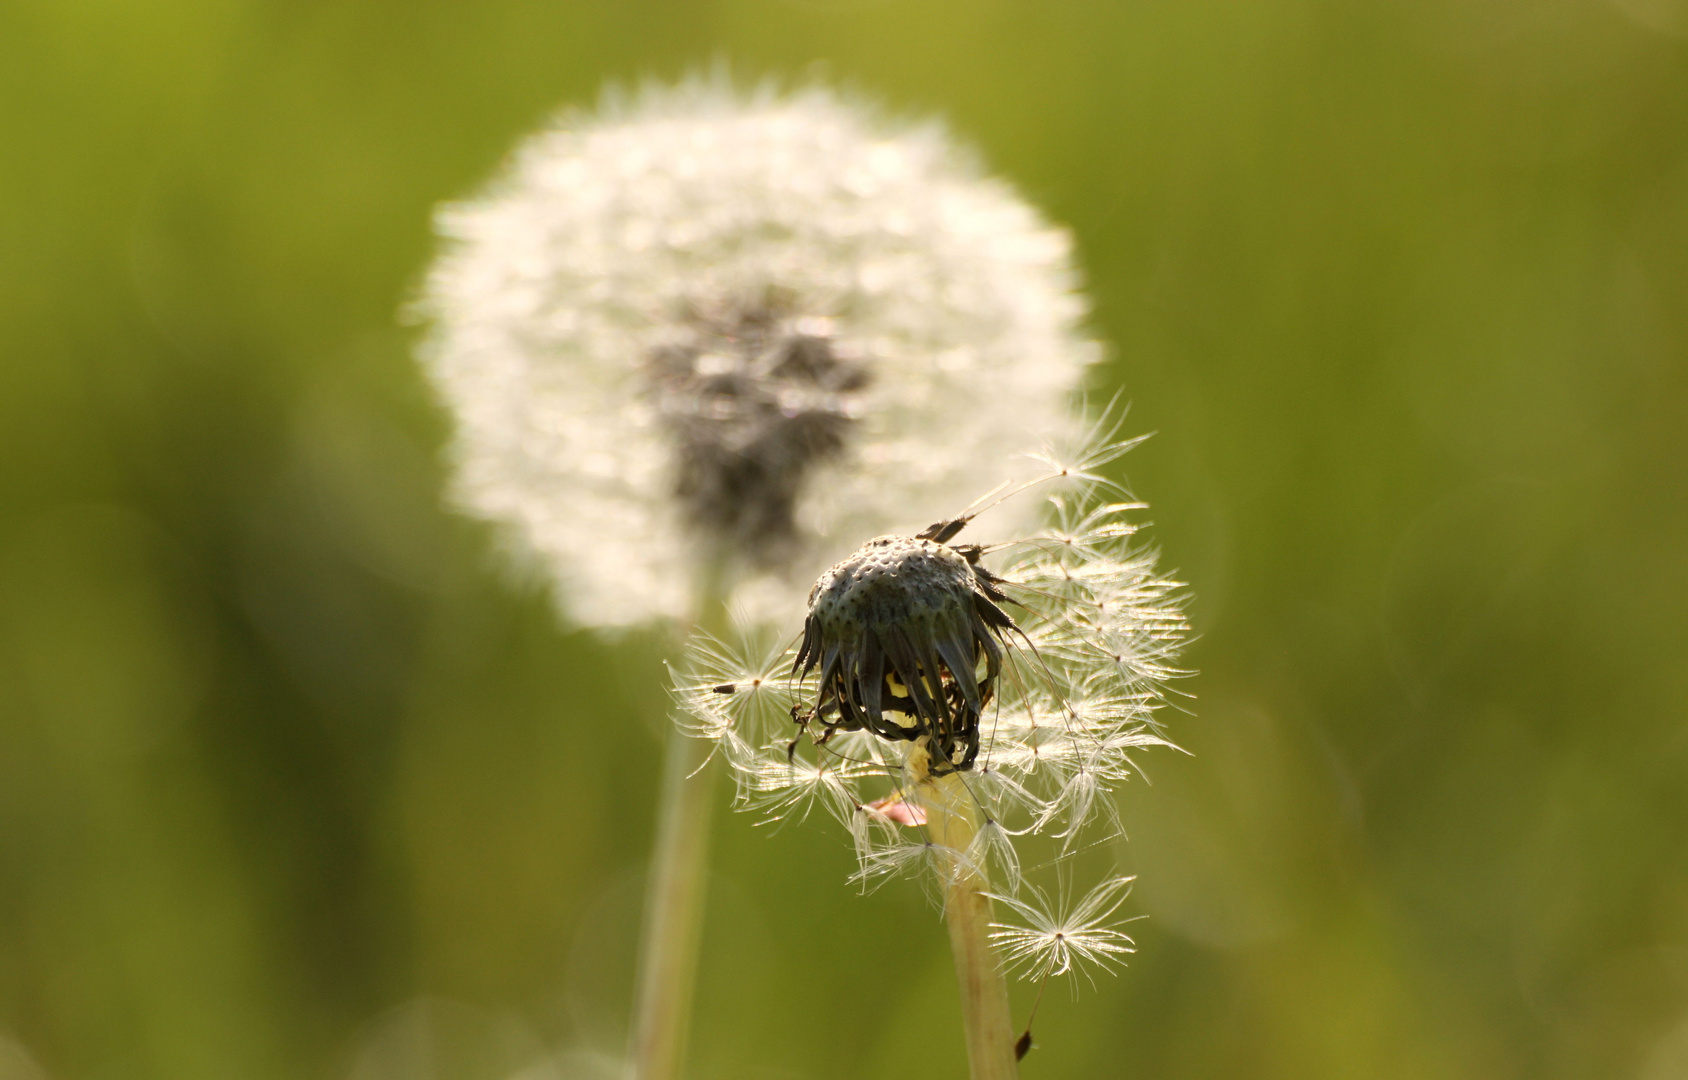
[969,817,1023,894]
[848,838,977,893]
[747,754,877,826]
[849,801,908,867]
[989,876,1141,986]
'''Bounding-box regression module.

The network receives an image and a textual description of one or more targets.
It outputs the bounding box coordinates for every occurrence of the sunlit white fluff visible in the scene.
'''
[989,875,1141,985]
[417,76,1097,628]
[674,432,1188,985]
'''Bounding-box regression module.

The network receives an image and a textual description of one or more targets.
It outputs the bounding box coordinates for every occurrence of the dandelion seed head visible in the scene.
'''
[794,532,1017,772]
[418,76,1096,628]
[677,425,1189,968]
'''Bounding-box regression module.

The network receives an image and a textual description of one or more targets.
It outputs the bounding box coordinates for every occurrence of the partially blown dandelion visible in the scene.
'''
[678,429,1189,1074]
[416,76,1101,1080]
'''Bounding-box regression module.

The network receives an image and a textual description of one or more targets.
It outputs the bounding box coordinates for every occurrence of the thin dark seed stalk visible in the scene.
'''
[629,569,730,1080]
[1017,969,1051,1060]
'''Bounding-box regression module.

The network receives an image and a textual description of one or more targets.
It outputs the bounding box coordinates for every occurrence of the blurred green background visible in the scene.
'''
[2,1,1686,1077]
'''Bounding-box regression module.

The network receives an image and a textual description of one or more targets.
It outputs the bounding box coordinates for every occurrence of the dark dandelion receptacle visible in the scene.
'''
[646,299,871,568]
[794,532,1019,773]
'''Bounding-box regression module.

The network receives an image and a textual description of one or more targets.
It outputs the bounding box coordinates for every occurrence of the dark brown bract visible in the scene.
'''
[793,530,1019,772]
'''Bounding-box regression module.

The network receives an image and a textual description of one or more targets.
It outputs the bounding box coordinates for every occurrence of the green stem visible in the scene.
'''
[628,724,715,1080]
[917,757,1020,1080]
[629,575,730,1080]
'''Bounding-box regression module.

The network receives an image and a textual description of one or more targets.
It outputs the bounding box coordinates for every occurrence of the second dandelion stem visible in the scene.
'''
[630,577,730,1080]
[918,757,1019,1080]
[629,723,715,1080]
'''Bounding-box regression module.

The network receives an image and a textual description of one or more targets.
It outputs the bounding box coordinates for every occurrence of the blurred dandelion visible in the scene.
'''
[677,428,1189,1076]
[417,75,1097,629]
[415,74,1098,1080]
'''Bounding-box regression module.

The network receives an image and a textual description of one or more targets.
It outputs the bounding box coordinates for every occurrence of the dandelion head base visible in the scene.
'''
[645,295,870,568]
[793,532,1018,773]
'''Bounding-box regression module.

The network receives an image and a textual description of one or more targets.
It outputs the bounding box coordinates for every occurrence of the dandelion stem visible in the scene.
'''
[630,575,730,1080]
[629,722,714,1080]
[916,752,1020,1080]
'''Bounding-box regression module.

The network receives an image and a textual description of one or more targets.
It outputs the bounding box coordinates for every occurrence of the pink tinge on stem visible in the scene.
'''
[866,793,928,827]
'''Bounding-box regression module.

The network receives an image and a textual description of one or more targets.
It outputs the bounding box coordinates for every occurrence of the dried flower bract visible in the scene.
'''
[794,532,1015,773]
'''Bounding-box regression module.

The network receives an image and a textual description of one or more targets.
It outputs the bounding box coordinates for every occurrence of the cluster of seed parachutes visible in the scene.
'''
[676,439,1187,976]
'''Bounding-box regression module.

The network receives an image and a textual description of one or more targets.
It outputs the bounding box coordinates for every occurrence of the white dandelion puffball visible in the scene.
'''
[418,79,1098,629]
